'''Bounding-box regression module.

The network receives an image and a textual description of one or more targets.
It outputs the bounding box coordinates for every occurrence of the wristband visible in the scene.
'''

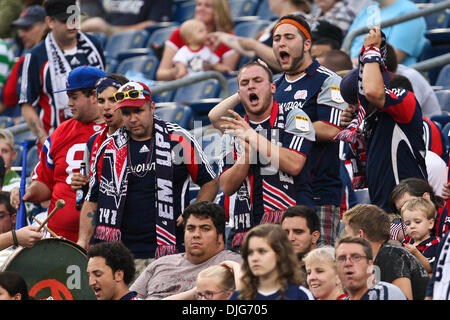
[362,46,382,65]
[11,229,19,247]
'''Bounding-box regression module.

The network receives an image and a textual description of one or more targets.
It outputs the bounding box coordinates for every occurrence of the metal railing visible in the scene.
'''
[341,0,450,54]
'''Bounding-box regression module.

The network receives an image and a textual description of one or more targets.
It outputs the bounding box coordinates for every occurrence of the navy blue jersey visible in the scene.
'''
[88,123,216,259]
[274,60,347,206]
[229,282,315,300]
[364,88,427,212]
[19,32,105,134]
[404,235,440,268]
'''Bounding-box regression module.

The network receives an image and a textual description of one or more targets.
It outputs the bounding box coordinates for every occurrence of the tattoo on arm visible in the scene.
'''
[87,211,97,227]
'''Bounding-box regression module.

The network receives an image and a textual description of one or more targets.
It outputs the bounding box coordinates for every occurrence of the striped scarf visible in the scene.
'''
[92,117,177,258]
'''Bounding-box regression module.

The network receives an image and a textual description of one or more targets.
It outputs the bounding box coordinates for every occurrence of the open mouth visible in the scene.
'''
[92,286,101,297]
[103,113,113,120]
[279,51,290,64]
[249,93,259,105]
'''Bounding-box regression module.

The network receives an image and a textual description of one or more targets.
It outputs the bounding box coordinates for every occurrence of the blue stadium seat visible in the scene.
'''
[227,76,238,95]
[12,144,23,168]
[229,0,259,18]
[435,64,450,88]
[424,9,450,30]
[146,26,178,52]
[425,28,450,44]
[116,55,159,80]
[188,98,222,124]
[14,130,36,145]
[256,0,278,21]
[0,116,15,128]
[420,40,450,84]
[152,89,177,103]
[173,79,221,103]
[104,30,149,60]
[88,32,108,48]
[173,1,196,23]
[145,21,180,36]
[431,114,450,128]
[234,19,272,38]
[26,145,39,176]
[154,102,193,129]
[436,90,450,112]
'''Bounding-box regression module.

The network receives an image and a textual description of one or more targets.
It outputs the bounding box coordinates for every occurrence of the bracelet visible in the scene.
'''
[11,229,19,247]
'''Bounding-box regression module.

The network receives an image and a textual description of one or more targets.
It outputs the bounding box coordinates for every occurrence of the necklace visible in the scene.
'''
[128,137,154,178]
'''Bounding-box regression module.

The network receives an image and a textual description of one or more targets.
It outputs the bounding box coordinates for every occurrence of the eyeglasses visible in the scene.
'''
[194,290,226,300]
[336,254,369,265]
[113,89,150,102]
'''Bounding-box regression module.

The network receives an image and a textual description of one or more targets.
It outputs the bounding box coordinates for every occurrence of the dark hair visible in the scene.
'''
[0,271,29,300]
[385,43,398,73]
[0,191,16,216]
[108,73,129,86]
[282,205,320,234]
[335,236,373,261]
[182,201,226,243]
[238,61,274,84]
[317,49,353,73]
[389,177,444,214]
[87,242,136,285]
[239,224,302,300]
[276,14,311,41]
[390,74,414,92]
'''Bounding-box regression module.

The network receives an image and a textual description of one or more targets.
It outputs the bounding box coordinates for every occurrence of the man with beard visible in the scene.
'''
[209,61,315,249]
[272,14,347,247]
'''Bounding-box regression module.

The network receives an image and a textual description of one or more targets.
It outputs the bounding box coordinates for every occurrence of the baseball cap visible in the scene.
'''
[11,5,46,28]
[340,68,391,105]
[53,66,107,93]
[44,0,78,22]
[0,129,15,150]
[114,82,152,110]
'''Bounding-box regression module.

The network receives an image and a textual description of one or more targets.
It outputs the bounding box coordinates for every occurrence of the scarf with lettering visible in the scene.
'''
[334,31,388,189]
[224,102,295,248]
[46,31,104,119]
[91,117,177,258]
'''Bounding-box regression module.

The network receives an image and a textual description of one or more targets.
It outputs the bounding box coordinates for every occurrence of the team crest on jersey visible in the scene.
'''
[330,86,344,103]
[294,115,310,132]
[294,90,307,100]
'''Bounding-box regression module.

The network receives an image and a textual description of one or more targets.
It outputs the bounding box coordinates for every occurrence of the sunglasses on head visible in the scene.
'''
[113,89,150,102]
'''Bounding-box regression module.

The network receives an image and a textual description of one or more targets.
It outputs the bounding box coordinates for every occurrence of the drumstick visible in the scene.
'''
[32,216,59,238]
[36,199,65,232]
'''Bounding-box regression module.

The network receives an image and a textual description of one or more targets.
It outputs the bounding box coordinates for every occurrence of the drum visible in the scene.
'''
[0,238,96,300]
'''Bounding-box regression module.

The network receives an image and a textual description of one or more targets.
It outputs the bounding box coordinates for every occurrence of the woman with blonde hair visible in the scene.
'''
[304,246,348,300]
[229,224,314,300]
[156,0,239,80]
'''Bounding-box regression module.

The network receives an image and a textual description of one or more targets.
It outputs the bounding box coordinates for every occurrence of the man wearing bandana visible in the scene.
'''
[272,14,347,247]
[19,0,105,150]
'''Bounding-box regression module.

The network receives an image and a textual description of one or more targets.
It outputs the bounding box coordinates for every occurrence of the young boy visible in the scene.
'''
[172,19,231,79]
[401,197,441,276]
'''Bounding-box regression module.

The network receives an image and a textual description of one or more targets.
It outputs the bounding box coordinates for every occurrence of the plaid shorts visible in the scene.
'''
[316,204,341,246]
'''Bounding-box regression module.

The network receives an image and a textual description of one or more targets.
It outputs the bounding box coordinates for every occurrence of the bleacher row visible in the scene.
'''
[1,0,450,185]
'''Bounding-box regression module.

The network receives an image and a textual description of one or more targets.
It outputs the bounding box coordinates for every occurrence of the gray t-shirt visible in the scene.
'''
[130,250,242,300]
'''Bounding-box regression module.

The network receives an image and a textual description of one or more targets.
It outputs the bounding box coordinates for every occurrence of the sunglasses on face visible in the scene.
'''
[113,89,150,102]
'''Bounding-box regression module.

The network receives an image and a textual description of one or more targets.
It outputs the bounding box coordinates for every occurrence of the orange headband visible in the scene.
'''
[273,18,311,41]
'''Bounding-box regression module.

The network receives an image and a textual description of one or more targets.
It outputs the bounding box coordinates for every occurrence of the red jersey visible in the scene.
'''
[166,28,234,61]
[32,118,105,242]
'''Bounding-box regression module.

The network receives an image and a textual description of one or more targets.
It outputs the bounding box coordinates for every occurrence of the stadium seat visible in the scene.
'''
[173,1,196,23]
[116,55,159,80]
[188,98,222,124]
[354,188,371,204]
[419,40,450,84]
[145,21,180,36]
[425,28,450,44]
[424,9,450,30]
[234,19,272,38]
[435,64,450,88]
[88,32,108,48]
[12,144,23,168]
[14,130,36,145]
[256,0,278,21]
[229,0,259,18]
[441,122,450,150]
[227,76,238,95]
[26,145,39,176]
[0,116,15,128]
[152,89,177,103]
[104,30,149,60]
[147,26,178,49]
[436,90,450,112]
[173,79,221,103]
[431,114,450,127]
[155,102,193,129]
